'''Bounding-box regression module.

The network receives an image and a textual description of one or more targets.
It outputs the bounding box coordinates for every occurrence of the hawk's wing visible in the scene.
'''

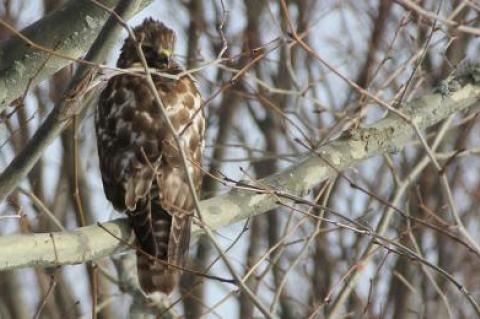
[95,75,159,212]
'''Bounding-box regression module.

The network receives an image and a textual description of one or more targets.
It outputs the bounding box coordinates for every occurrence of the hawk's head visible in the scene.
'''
[118,18,176,69]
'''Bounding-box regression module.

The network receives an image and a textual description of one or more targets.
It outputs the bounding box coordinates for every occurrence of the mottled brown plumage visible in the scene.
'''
[95,19,204,294]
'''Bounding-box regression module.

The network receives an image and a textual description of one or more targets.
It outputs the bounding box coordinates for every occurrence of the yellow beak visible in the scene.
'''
[159,49,171,58]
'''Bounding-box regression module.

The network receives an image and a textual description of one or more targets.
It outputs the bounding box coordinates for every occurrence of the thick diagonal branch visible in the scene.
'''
[0,0,153,111]
[0,64,479,271]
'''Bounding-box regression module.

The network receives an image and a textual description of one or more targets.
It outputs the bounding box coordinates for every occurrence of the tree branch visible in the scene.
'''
[1,63,479,271]
[0,0,153,111]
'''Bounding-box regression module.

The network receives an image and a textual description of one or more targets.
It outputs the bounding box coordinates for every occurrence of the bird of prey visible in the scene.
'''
[95,18,204,294]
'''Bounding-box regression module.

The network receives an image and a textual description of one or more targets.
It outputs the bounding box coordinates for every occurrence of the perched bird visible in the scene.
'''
[95,18,204,294]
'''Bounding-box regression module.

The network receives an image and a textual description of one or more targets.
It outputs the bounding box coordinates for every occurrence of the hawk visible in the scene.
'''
[95,19,204,294]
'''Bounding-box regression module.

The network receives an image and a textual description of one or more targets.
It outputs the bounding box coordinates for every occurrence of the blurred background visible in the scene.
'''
[1,0,480,318]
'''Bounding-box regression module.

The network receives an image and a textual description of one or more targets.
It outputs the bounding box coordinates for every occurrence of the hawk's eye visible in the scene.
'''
[142,46,158,60]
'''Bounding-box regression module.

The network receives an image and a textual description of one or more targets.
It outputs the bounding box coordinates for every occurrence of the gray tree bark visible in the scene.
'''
[0,0,153,111]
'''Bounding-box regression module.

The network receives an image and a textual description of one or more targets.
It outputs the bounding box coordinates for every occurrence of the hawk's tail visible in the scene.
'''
[128,199,179,294]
